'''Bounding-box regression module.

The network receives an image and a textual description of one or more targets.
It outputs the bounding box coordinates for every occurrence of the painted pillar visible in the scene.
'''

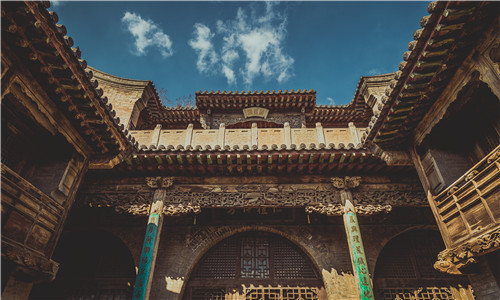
[331,176,374,300]
[341,190,375,300]
[133,177,173,300]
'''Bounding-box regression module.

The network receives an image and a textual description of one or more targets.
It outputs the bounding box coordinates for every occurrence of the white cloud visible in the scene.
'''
[367,68,381,76]
[189,3,294,86]
[327,97,336,106]
[50,1,64,8]
[122,12,173,58]
[188,24,218,74]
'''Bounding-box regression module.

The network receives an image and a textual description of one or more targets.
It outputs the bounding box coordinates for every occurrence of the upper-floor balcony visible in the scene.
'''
[130,122,365,150]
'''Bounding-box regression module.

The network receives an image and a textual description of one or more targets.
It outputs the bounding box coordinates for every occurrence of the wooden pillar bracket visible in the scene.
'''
[331,176,362,191]
[145,176,174,190]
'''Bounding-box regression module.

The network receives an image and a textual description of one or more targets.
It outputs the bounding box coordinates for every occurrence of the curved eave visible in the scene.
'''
[363,1,497,149]
[9,1,137,154]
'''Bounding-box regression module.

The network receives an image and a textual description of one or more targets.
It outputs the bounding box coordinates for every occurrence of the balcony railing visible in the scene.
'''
[1,163,64,255]
[433,145,500,248]
[130,123,365,150]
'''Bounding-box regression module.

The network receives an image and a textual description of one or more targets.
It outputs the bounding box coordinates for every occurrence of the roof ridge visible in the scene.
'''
[88,66,151,85]
[195,89,316,95]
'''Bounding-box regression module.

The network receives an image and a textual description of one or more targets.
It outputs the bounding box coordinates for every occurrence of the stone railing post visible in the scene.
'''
[331,176,375,300]
[132,177,173,300]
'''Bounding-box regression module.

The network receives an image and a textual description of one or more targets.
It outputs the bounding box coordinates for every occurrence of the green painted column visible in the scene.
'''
[341,189,375,300]
[133,177,172,300]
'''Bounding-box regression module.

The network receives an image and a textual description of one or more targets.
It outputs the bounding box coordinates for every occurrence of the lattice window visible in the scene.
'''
[378,287,454,300]
[274,238,317,279]
[241,237,270,278]
[192,232,318,280]
[193,239,238,279]
[245,287,319,300]
[411,232,451,279]
[375,243,416,279]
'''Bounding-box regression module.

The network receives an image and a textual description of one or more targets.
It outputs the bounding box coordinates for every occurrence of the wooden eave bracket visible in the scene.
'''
[89,150,133,169]
[24,1,132,154]
[365,141,412,166]
[380,151,413,166]
[365,2,450,144]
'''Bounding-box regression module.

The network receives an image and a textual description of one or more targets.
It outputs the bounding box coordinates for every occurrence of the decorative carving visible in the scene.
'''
[330,177,361,190]
[80,184,426,216]
[164,204,201,216]
[345,176,361,189]
[305,204,392,216]
[434,228,500,275]
[352,190,427,206]
[355,204,392,216]
[464,170,478,182]
[331,177,345,189]
[305,204,343,216]
[2,241,59,280]
[486,149,500,164]
[115,204,151,215]
[447,186,459,196]
[146,177,174,189]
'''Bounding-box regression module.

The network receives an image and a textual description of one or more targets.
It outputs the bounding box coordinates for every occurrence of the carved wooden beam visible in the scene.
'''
[79,183,426,217]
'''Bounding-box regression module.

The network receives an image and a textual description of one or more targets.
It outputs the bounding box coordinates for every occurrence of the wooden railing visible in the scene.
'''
[433,145,500,247]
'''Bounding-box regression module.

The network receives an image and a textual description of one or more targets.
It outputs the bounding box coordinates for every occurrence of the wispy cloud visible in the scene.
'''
[189,2,294,86]
[367,68,381,76]
[50,1,64,9]
[326,97,336,106]
[122,12,173,58]
[188,24,219,74]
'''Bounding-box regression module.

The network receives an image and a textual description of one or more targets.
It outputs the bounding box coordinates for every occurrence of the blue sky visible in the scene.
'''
[51,1,429,106]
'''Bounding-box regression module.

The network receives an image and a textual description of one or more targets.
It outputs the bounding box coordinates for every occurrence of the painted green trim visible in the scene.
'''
[132,212,160,300]
[345,211,375,300]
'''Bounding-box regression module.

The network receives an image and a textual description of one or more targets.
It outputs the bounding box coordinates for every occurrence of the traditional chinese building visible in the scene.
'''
[1,1,499,300]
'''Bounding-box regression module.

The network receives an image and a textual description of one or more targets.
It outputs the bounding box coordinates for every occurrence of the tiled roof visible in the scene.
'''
[362,1,498,149]
[308,99,371,127]
[156,108,201,128]
[110,145,407,177]
[195,89,317,112]
[2,1,137,154]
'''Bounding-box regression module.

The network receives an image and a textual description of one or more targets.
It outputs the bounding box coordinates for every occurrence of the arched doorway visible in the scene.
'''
[184,231,326,300]
[29,231,136,300]
[374,230,473,300]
